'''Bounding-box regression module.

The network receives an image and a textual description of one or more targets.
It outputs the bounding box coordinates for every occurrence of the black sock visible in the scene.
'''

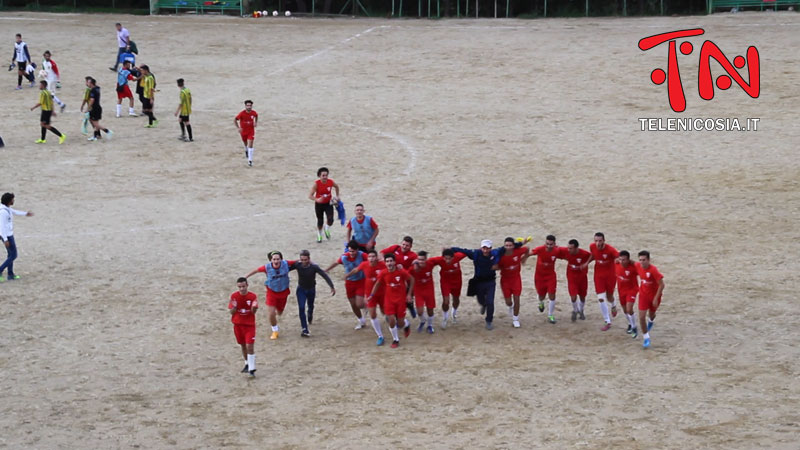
[180,122,185,135]
[94,130,100,138]
[50,127,62,137]
[18,75,22,86]
[41,127,46,140]
[147,112,153,125]
[102,128,109,133]
[186,125,192,140]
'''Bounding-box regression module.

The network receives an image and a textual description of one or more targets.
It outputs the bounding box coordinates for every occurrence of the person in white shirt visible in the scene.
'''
[110,23,130,71]
[41,51,65,112]
[0,193,33,282]
[11,33,32,90]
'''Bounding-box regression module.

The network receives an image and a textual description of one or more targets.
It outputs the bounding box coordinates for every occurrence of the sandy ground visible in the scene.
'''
[1,10,799,449]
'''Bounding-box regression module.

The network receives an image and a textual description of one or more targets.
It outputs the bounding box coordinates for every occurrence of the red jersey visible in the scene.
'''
[497,247,529,278]
[635,262,663,296]
[377,268,411,304]
[590,243,619,275]
[615,262,639,292]
[381,245,418,270]
[410,260,436,293]
[357,260,386,295]
[429,252,466,284]
[235,110,258,129]
[315,179,336,204]
[530,246,560,278]
[562,247,591,274]
[229,291,258,326]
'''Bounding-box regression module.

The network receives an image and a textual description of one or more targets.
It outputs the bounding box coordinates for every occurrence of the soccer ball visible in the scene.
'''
[272,10,278,16]
[38,69,47,79]
[262,10,268,16]
[253,11,261,17]
[285,10,291,16]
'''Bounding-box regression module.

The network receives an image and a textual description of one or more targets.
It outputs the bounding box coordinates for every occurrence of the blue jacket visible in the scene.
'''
[336,200,346,225]
[451,247,502,281]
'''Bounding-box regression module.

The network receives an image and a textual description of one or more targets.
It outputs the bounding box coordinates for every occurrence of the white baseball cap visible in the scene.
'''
[480,239,492,248]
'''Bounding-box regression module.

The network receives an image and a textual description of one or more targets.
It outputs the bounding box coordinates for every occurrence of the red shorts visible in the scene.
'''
[367,292,384,309]
[567,271,588,297]
[233,324,256,345]
[414,289,436,310]
[534,275,557,297]
[638,292,661,312]
[116,84,133,99]
[266,288,290,313]
[594,272,617,296]
[440,279,462,297]
[345,279,365,298]
[619,288,638,306]
[500,275,522,298]
[240,129,255,142]
[383,298,407,319]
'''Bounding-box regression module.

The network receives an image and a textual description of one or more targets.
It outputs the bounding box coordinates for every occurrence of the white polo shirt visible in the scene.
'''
[117,27,130,48]
[0,205,27,242]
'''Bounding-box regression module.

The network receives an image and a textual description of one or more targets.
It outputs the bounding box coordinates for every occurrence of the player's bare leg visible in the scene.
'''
[350,295,366,329]
[639,308,656,348]
[441,294,451,328]
[268,305,281,339]
[578,295,587,320]
[624,300,638,338]
[608,292,618,319]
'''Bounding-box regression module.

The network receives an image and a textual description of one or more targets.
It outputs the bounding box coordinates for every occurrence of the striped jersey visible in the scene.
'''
[179,87,191,115]
[39,89,54,112]
[142,74,155,99]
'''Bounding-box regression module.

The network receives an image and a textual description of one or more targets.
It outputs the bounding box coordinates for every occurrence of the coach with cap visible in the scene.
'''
[449,240,503,330]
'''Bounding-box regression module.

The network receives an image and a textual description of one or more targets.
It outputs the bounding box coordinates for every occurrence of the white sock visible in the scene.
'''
[419,312,427,324]
[512,315,519,321]
[548,300,555,316]
[371,318,383,338]
[442,310,449,319]
[427,314,433,326]
[404,318,410,328]
[129,107,135,114]
[571,301,578,312]
[390,326,399,341]
[324,224,329,232]
[116,104,121,116]
[247,147,253,161]
[579,300,585,312]
[359,316,366,325]
[599,302,610,323]
[629,314,637,328]
[643,332,650,339]
[271,325,279,332]
[247,354,255,372]
[53,95,64,107]
[452,307,458,315]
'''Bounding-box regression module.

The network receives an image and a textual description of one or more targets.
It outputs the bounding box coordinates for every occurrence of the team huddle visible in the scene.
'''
[228,168,666,377]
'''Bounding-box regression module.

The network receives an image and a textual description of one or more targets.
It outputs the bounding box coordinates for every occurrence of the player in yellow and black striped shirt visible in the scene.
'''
[174,78,193,142]
[30,80,65,144]
[140,64,158,128]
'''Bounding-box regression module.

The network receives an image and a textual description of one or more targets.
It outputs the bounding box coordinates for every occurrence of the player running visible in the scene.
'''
[40,51,65,112]
[174,78,192,142]
[585,232,620,331]
[562,239,591,322]
[115,60,137,117]
[229,277,258,377]
[381,236,418,317]
[244,251,292,340]
[345,249,387,345]
[635,251,664,349]
[30,80,66,145]
[529,235,562,324]
[496,237,532,328]
[428,248,466,328]
[288,250,335,338]
[325,240,367,330]
[234,100,258,166]
[616,250,640,337]
[346,203,379,251]
[368,253,413,348]
[409,251,438,334]
[309,167,340,243]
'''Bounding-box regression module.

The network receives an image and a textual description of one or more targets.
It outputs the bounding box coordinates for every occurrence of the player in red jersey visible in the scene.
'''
[345,249,387,345]
[381,236,419,318]
[562,239,591,322]
[635,251,664,349]
[616,250,640,337]
[308,167,340,243]
[369,254,413,348]
[529,235,562,324]
[496,237,532,328]
[325,241,368,330]
[428,248,466,327]
[229,277,258,377]
[585,232,620,331]
[234,100,258,166]
[410,251,438,334]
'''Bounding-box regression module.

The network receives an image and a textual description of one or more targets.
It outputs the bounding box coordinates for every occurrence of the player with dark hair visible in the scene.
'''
[30,80,65,145]
[381,236,419,317]
[140,65,157,128]
[584,232,620,331]
[410,250,438,334]
[85,77,113,141]
[1,193,33,282]
[11,33,32,90]
[288,249,335,337]
[244,251,292,341]
[562,239,591,322]
[41,51,65,112]
[229,277,258,377]
[529,235,562,324]
[496,236,532,328]
[636,251,664,348]
[346,203,379,251]
[309,167,340,243]
[325,240,367,330]
[174,78,192,142]
[345,249,387,345]
[616,250,640,336]
[368,253,413,348]
[428,248,467,327]
[235,100,257,166]
[115,60,137,118]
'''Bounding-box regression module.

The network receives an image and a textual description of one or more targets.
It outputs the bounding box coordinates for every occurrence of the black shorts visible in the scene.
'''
[142,98,153,110]
[179,115,190,122]
[40,110,52,124]
[17,61,26,71]
[314,202,334,228]
[90,106,102,121]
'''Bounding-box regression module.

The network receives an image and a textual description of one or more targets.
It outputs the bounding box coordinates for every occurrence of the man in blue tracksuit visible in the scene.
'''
[450,239,503,330]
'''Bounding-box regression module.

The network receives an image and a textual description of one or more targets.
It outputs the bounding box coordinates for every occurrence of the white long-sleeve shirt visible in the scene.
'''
[0,205,27,241]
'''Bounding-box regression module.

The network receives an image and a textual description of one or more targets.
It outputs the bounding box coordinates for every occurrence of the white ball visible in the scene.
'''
[285,10,291,16]
[272,10,278,16]
[38,69,47,79]
[262,10,268,16]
